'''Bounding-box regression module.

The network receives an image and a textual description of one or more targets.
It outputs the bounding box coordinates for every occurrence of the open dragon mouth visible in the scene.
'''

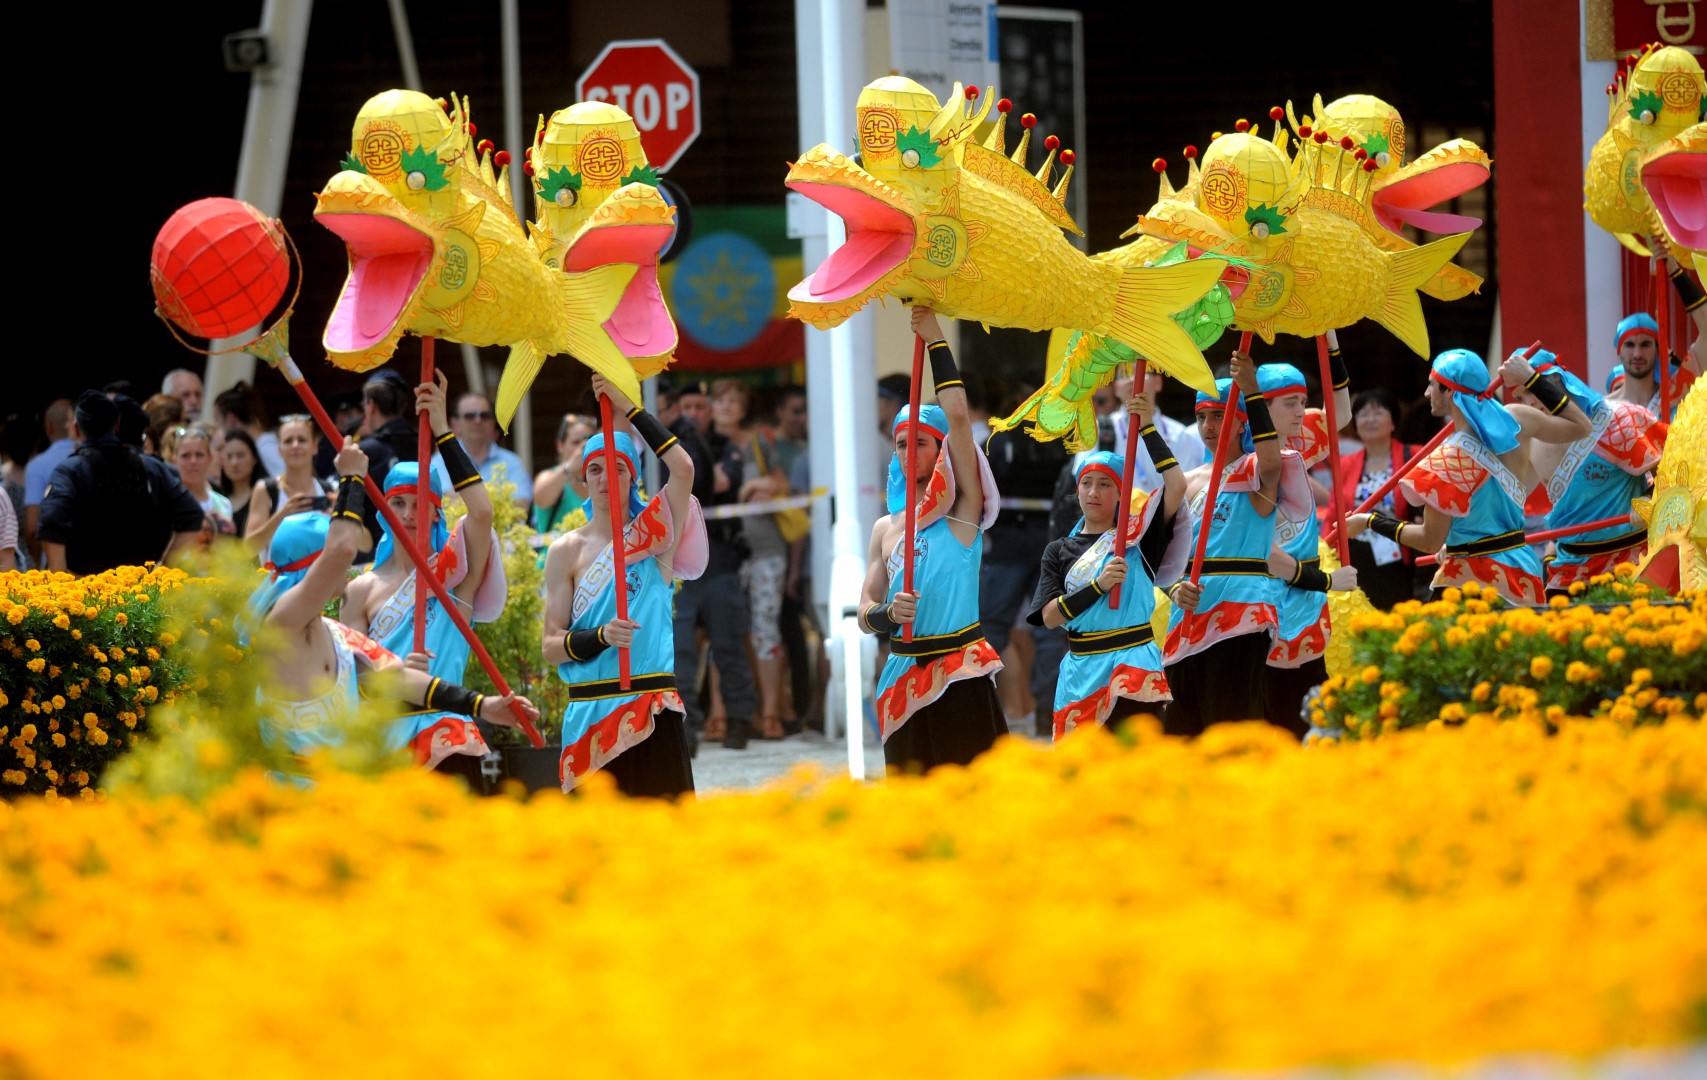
[563,222,678,359]
[318,210,434,355]
[1643,146,1707,251]
[1371,146,1490,236]
[784,146,919,324]
[1185,246,1250,302]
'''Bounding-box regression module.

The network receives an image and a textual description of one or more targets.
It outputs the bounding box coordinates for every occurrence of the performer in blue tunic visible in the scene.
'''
[1254,362,1359,737]
[1516,351,1663,596]
[542,375,708,797]
[1606,310,1699,422]
[343,373,505,784]
[1027,389,1191,739]
[245,438,536,765]
[1163,350,1314,736]
[859,306,1006,773]
[1346,348,1592,603]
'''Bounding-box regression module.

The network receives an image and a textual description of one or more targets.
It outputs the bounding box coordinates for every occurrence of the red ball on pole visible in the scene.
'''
[150,197,290,340]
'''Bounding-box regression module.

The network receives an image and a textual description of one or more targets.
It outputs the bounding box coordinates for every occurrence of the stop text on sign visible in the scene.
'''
[575,38,702,173]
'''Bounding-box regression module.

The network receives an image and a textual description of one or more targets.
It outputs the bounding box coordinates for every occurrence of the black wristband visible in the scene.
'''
[564,627,610,662]
[1053,581,1104,621]
[626,406,679,458]
[1328,348,1350,391]
[1524,370,1570,415]
[1244,394,1277,442]
[1290,563,1330,592]
[1140,424,1177,473]
[1671,266,1707,311]
[1368,512,1405,542]
[927,340,962,393]
[859,602,899,636]
[423,676,482,717]
[333,474,367,524]
[435,431,482,491]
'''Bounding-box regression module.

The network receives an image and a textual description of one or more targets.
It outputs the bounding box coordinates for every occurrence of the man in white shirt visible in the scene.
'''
[432,392,531,509]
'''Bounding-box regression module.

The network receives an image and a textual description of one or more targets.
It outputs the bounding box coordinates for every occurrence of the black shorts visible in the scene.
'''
[599,709,696,800]
[1263,657,1326,741]
[1161,633,1272,736]
[883,676,1008,775]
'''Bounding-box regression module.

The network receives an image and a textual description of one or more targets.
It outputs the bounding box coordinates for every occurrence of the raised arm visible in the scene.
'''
[268,440,370,636]
[1231,348,1282,508]
[912,306,983,538]
[1130,390,1185,520]
[423,372,493,604]
[1324,328,1352,430]
[594,373,697,565]
[1500,350,1592,445]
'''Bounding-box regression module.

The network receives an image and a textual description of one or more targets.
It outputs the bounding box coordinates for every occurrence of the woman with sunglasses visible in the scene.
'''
[246,415,335,557]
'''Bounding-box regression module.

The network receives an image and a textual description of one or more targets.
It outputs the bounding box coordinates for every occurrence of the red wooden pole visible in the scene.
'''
[1415,514,1633,567]
[1656,258,1672,423]
[273,355,544,747]
[1109,361,1146,609]
[1187,331,1254,586]
[1315,335,1351,564]
[413,337,435,655]
[598,393,631,690]
[901,334,925,642]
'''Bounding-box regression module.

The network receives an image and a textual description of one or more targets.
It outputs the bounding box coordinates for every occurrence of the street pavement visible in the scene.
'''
[692,722,1051,793]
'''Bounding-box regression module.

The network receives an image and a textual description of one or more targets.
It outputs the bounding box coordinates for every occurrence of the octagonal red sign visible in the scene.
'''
[575,39,701,173]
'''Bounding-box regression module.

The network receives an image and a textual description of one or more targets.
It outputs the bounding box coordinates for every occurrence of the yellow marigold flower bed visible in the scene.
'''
[0,567,193,796]
[3,718,1705,1077]
[1314,580,1705,737]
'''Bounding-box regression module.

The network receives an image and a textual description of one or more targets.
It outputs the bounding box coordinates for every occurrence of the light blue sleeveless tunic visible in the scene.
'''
[556,502,680,788]
[1052,525,1168,733]
[1164,455,1282,665]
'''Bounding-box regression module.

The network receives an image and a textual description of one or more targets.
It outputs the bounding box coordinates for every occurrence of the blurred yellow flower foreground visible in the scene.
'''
[4,718,1707,1078]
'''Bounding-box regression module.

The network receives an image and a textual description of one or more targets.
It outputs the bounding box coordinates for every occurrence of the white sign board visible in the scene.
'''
[886,0,999,102]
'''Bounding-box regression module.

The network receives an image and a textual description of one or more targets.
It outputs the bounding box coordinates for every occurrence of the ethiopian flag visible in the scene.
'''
[660,206,805,373]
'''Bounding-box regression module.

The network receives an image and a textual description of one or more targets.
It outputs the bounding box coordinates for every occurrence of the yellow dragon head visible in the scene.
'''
[1131,131,1306,325]
[1585,44,1706,255]
[315,90,517,371]
[784,76,996,321]
[531,102,678,376]
[1633,380,1707,591]
[1640,121,1707,278]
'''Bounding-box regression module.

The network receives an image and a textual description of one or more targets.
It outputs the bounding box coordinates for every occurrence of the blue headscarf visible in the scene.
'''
[886,403,948,514]
[1527,348,1602,416]
[1615,312,1659,352]
[1606,364,1626,393]
[242,511,331,642]
[581,431,646,521]
[1251,363,1309,454]
[1193,377,1249,455]
[1070,450,1125,535]
[1429,349,1521,455]
[374,462,448,570]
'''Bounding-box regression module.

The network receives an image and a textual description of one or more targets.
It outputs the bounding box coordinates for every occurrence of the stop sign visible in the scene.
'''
[576,39,701,173]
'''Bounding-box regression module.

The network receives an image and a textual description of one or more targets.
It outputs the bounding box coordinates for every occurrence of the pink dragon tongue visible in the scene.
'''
[787,180,914,303]
[809,230,909,296]
[606,263,675,355]
[320,214,434,351]
[1645,154,1707,248]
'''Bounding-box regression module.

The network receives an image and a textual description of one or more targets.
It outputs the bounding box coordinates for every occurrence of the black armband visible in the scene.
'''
[1328,347,1350,392]
[333,475,367,524]
[422,676,483,719]
[626,406,679,458]
[1053,581,1104,621]
[858,602,899,636]
[1368,512,1406,542]
[927,340,962,393]
[1244,393,1278,442]
[435,431,482,491]
[1140,424,1177,473]
[1289,562,1331,592]
[1671,265,1707,311]
[1524,370,1570,415]
[563,627,611,662]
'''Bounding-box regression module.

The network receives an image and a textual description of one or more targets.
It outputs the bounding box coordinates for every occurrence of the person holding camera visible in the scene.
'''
[246,414,335,559]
